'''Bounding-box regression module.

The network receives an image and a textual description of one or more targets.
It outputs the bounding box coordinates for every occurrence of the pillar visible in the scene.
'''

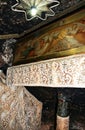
[56,92,69,130]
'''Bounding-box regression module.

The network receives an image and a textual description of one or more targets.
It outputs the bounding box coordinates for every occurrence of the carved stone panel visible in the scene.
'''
[0,72,42,130]
[7,54,85,88]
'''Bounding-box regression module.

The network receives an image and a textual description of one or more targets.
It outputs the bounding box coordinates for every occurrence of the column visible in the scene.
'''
[56,92,69,130]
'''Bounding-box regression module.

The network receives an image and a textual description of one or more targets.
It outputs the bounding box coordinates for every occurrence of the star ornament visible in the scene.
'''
[11,0,60,21]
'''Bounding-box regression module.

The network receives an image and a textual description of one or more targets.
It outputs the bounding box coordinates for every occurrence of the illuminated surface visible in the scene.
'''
[11,0,60,21]
[30,7,38,16]
[7,54,85,88]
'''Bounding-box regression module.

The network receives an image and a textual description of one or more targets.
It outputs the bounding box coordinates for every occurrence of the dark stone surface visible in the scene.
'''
[0,0,84,36]
[26,87,85,130]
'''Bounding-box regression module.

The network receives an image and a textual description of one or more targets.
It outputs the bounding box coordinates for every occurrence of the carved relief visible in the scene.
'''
[0,70,42,130]
[7,54,85,88]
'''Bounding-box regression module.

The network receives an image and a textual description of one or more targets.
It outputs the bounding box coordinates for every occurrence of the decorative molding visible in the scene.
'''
[7,54,85,88]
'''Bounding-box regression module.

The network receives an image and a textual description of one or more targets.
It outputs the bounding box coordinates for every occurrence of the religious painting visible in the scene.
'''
[13,9,85,65]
